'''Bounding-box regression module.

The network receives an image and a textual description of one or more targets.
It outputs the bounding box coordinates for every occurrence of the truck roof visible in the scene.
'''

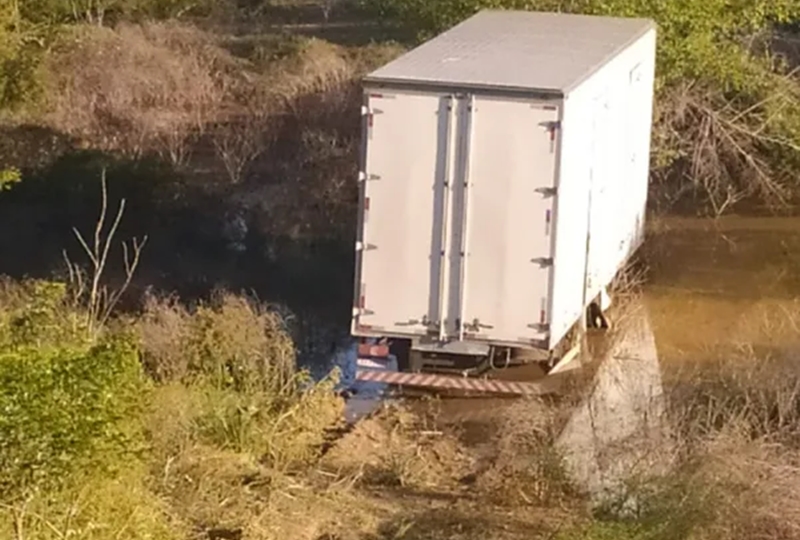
[364,10,656,95]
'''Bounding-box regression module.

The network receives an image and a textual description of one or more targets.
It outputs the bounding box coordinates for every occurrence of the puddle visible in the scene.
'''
[332,338,399,423]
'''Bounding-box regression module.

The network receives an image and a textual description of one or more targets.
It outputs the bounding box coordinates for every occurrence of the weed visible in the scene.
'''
[0,464,184,540]
[474,398,576,507]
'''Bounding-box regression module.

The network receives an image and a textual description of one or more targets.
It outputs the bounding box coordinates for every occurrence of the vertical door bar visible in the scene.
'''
[437,95,456,341]
[457,95,476,341]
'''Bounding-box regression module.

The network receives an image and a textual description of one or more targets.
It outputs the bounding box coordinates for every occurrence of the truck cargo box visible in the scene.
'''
[351,9,657,354]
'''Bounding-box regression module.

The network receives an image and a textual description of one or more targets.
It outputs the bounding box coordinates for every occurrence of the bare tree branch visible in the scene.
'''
[65,168,147,335]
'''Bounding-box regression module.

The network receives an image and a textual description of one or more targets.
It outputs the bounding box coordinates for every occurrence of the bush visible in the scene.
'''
[139,291,296,393]
[0,279,145,503]
[140,292,345,470]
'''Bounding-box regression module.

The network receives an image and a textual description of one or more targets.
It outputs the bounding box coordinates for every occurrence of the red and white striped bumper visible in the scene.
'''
[354,368,552,397]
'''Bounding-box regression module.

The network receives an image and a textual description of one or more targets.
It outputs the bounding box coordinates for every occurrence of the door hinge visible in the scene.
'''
[531,257,554,267]
[535,187,557,197]
[355,242,377,251]
[527,323,550,332]
[361,105,385,114]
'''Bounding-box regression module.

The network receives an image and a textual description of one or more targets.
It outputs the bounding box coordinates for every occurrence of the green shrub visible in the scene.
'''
[140,292,345,470]
[0,280,145,503]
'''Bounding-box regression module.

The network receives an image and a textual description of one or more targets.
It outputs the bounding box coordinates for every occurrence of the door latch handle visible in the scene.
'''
[395,315,433,327]
[462,318,494,332]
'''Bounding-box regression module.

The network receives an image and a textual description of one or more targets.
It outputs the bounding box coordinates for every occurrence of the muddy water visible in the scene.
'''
[644,216,800,365]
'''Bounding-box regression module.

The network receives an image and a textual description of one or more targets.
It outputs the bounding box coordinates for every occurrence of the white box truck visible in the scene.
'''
[352,10,657,379]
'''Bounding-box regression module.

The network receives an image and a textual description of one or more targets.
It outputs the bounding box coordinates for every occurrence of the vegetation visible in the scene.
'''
[2,0,800,539]
[0,275,345,539]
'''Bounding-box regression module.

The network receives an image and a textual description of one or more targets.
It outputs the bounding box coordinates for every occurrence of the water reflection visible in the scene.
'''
[644,216,800,364]
[333,339,399,423]
[556,300,669,506]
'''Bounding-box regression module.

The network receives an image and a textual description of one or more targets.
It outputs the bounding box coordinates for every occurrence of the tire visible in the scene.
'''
[586,302,610,330]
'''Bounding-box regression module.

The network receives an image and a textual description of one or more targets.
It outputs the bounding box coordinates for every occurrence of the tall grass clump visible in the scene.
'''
[137,291,348,538]
[139,290,344,471]
[664,348,800,539]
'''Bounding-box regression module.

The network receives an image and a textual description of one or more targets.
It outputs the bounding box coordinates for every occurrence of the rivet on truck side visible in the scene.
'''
[352,89,561,350]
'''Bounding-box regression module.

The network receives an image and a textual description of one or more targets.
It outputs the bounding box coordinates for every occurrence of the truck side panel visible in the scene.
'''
[456,96,559,345]
[585,29,657,302]
[354,91,452,336]
[548,28,657,349]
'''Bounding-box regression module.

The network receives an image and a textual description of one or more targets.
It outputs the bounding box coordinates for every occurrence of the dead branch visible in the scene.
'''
[65,168,148,334]
[212,112,270,184]
[653,80,799,214]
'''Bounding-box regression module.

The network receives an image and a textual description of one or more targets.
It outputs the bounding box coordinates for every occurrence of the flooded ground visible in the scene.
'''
[644,216,800,365]
[312,215,800,538]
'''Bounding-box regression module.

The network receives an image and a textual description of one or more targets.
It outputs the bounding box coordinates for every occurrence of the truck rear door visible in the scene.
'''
[354,91,455,336]
[456,97,559,344]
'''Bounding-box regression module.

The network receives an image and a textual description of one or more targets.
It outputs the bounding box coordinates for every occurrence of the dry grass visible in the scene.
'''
[139,290,296,392]
[140,291,345,470]
[323,403,473,490]
[0,457,185,540]
[43,21,244,159]
[472,398,576,508]
[35,20,403,182]
[135,290,363,539]
[149,440,384,540]
[668,348,800,451]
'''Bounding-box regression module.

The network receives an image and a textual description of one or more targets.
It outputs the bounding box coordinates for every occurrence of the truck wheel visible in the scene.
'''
[587,302,610,330]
